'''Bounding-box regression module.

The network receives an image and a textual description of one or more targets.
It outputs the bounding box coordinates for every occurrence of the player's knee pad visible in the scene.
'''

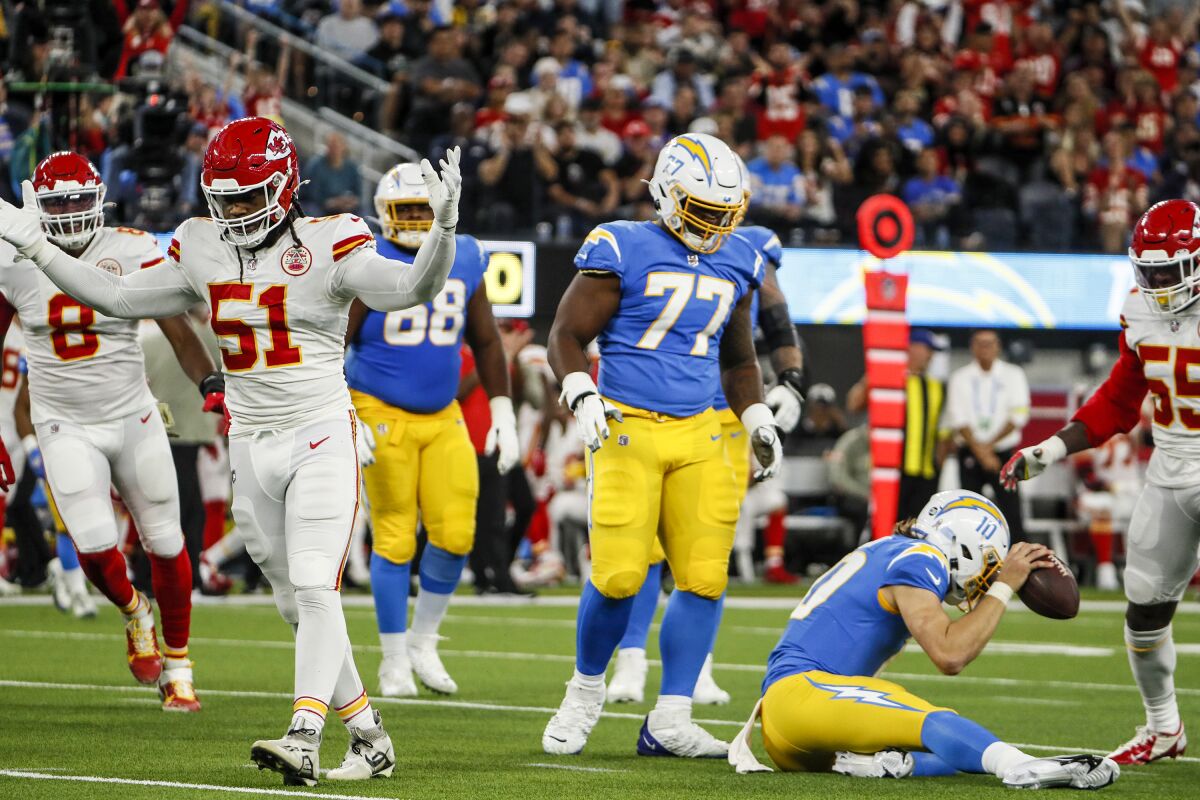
[70,523,120,554]
[294,586,341,618]
[1124,566,1173,607]
[1125,600,1177,631]
[133,439,178,505]
[428,521,475,558]
[272,583,299,625]
[42,438,97,496]
[678,561,729,600]
[593,567,647,599]
[371,517,417,564]
[232,497,270,566]
[139,525,184,559]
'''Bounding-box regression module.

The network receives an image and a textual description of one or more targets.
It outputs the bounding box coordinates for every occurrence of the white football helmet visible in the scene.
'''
[374,162,432,248]
[648,133,745,254]
[911,491,1010,609]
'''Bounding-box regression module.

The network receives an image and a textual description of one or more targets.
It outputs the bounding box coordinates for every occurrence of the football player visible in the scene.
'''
[727,491,1120,790]
[0,118,462,786]
[1001,198,1200,765]
[0,151,218,710]
[608,175,807,707]
[542,132,783,758]
[346,162,518,698]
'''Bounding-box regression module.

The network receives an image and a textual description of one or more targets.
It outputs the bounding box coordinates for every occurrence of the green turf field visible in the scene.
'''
[1,589,1197,799]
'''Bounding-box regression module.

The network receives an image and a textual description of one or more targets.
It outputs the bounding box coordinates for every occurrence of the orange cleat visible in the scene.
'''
[124,595,163,685]
[159,662,201,713]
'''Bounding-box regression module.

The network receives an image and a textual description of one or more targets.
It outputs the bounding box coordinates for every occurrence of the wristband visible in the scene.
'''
[777,367,807,397]
[560,371,599,410]
[199,371,225,398]
[21,434,37,455]
[985,582,1014,606]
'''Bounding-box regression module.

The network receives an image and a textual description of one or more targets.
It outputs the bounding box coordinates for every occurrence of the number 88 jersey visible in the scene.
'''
[345,233,488,414]
[0,229,159,425]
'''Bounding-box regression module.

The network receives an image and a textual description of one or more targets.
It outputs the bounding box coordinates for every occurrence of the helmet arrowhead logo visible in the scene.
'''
[264,129,291,162]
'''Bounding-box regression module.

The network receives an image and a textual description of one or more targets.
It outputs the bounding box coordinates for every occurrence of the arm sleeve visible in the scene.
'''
[1072,332,1149,446]
[881,544,950,598]
[36,245,200,319]
[329,215,457,311]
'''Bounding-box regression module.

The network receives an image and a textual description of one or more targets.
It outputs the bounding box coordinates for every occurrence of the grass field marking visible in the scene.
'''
[0,769,386,800]
[524,763,629,773]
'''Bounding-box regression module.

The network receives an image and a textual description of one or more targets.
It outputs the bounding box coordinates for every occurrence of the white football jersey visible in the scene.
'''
[1121,290,1200,486]
[0,323,24,420]
[0,228,159,425]
[168,214,375,434]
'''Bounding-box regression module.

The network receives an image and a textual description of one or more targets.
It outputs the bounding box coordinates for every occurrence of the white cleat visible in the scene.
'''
[48,559,72,613]
[326,711,395,781]
[408,633,457,694]
[250,722,321,786]
[833,750,915,779]
[1095,562,1120,592]
[1002,755,1120,790]
[542,676,606,755]
[636,707,729,758]
[378,655,418,698]
[1108,723,1187,765]
[607,648,648,704]
[72,589,98,619]
[693,654,730,706]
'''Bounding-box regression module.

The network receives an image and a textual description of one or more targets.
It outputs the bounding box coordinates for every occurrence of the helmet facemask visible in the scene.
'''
[380,199,433,248]
[203,169,291,248]
[660,183,743,254]
[37,185,104,250]
[1131,248,1200,315]
[954,543,1004,611]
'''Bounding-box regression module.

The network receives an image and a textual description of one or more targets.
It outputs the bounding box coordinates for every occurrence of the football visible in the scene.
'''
[1018,554,1081,620]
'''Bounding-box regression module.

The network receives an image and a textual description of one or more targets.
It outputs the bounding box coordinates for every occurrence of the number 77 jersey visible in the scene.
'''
[578,221,763,417]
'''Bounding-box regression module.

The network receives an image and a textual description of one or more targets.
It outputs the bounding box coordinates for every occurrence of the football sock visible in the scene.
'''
[575,580,635,676]
[1125,623,1180,732]
[379,632,408,661]
[911,752,960,777]
[77,547,135,610]
[571,669,605,690]
[149,551,193,652]
[619,561,663,651]
[290,705,327,738]
[922,711,1011,774]
[527,500,550,555]
[294,587,350,720]
[1090,523,1114,565]
[658,589,719,697]
[57,533,80,571]
[412,545,466,635]
[202,500,226,550]
[981,742,1034,778]
[764,509,787,565]
[653,693,691,714]
[331,643,376,730]
[370,552,411,637]
[707,593,725,653]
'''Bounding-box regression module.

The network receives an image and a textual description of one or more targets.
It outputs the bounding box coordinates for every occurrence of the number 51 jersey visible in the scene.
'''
[0,228,160,425]
[345,234,488,413]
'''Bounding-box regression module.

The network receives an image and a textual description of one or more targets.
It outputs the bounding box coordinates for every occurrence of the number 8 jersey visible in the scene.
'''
[0,229,159,424]
[345,233,488,413]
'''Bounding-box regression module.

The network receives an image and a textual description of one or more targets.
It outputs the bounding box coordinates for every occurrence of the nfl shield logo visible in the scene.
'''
[687,254,699,266]
[618,435,629,446]
[50,424,59,434]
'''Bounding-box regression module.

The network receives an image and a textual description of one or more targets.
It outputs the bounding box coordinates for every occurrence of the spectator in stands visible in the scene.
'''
[747,134,805,234]
[614,119,655,220]
[115,0,179,79]
[750,42,806,144]
[650,49,714,112]
[178,123,209,216]
[315,0,379,63]
[241,29,289,126]
[477,92,557,234]
[796,128,851,239]
[547,121,618,237]
[828,424,870,540]
[811,44,884,120]
[407,25,482,154]
[713,74,758,157]
[827,85,883,159]
[547,31,591,111]
[400,0,438,58]
[894,90,935,156]
[1115,0,1199,95]
[576,96,621,166]
[903,148,962,250]
[794,384,848,454]
[305,132,361,215]
[0,80,31,203]
[366,10,410,80]
[667,84,699,137]
[946,329,1030,542]
[1083,130,1149,254]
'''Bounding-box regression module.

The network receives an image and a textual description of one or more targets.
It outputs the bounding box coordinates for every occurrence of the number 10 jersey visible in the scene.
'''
[0,228,160,425]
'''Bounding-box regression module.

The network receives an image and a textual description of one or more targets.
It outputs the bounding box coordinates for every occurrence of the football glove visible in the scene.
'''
[485,396,520,474]
[0,437,21,489]
[199,371,231,435]
[1000,435,1067,491]
[742,403,783,481]
[355,413,376,468]
[0,181,53,266]
[765,368,805,434]
[422,146,462,229]
[560,371,623,453]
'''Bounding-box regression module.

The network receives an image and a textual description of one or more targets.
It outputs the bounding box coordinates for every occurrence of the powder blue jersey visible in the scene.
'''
[763,535,951,691]
[346,234,488,413]
[712,225,782,411]
[576,220,763,417]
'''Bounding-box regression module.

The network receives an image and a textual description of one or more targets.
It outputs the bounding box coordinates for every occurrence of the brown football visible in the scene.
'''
[1017,554,1080,620]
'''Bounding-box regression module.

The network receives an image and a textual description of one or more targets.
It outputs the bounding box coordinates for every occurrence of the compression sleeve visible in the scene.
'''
[1072,333,1149,446]
[330,222,456,311]
[36,246,201,319]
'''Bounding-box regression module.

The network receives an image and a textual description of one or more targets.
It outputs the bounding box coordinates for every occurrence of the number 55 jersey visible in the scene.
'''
[0,228,160,424]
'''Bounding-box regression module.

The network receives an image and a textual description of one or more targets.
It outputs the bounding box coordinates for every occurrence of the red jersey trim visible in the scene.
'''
[332,234,372,262]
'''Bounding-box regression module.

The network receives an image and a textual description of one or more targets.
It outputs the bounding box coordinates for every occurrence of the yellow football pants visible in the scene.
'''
[351,390,479,564]
[760,671,950,772]
[589,400,739,599]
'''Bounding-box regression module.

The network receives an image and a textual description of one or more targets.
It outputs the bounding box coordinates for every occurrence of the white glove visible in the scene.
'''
[0,181,53,266]
[560,371,623,453]
[485,396,521,474]
[742,403,783,481]
[1000,435,1067,491]
[355,413,376,468]
[421,146,461,228]
[765,383,803,433]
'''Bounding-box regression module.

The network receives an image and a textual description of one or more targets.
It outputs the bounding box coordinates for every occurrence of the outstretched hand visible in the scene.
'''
[0,181,51,262]
[421,146,462,229]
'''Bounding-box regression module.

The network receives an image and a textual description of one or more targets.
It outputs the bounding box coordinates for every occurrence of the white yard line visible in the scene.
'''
[0,769,387,800]
[524,763,628,773]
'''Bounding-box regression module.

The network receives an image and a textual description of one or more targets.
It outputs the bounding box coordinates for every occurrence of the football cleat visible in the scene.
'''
[408,633,457,694]
[326,711,396,781]
[0,576,20,596]
[607,648,648,704]
[1095,562,1120,592]
[833,750,915,779]
[48,558,73,613]
[1108,723,1187,765]
[199,554,233,595]
[1002,754,1119,790]
[251,722,321,787]
[693,654,730,706]
[72,589,97,618]
[764,563,798,585]
[542,676,606,755]
[124,594,163,685]
[159,661,201,713]
[636,708,729,758]
[378,655,418,698]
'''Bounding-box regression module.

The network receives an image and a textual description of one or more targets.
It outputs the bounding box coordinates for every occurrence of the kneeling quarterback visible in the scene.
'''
[728,491,1120,791]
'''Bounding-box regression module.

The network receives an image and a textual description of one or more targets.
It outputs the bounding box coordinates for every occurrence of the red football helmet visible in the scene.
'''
[201,117,300,247]
[1130,199,1200,315]
[32,151,105,250]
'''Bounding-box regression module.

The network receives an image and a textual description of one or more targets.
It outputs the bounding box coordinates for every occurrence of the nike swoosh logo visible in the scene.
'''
[730,431,743,439]
[710,434,721,441]
[925,568,942,586]
[140,413,152,424]
[309,436,331,450]
[547,735,566,743]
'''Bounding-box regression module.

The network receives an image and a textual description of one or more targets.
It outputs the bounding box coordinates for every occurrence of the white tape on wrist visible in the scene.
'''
[740,402,776,436]
[560,372,598,409]
[1036,435,1068,465]
[986,582,1015,606]
[489,395,515,422]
